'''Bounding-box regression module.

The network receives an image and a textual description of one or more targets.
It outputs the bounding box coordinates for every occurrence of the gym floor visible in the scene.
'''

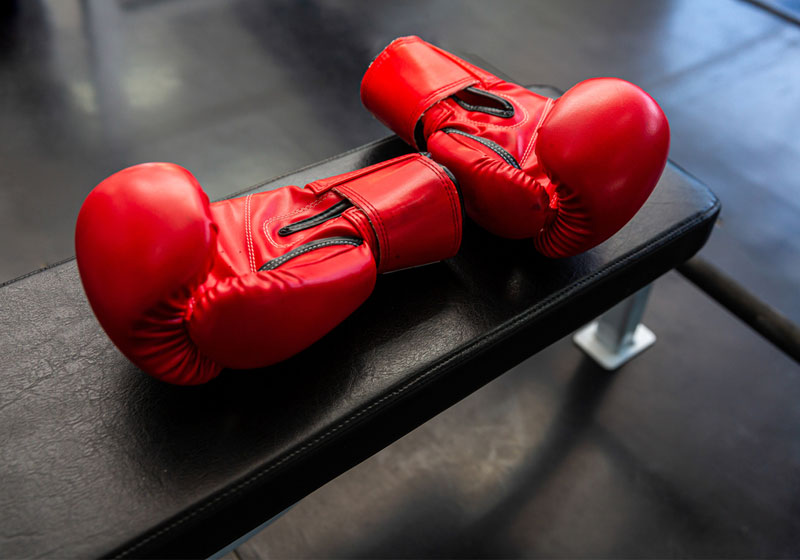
[1,1,798,557]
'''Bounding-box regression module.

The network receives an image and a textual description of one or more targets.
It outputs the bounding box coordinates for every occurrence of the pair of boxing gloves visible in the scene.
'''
[76,36,670,385]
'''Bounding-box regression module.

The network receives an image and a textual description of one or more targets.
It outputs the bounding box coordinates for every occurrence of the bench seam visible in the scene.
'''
[113,196,719,558]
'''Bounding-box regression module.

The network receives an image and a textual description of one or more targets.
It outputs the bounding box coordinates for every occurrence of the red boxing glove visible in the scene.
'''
[361,36,670,257]
[75,154,462,385]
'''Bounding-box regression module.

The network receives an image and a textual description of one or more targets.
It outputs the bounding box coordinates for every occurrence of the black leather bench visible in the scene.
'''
[0,99,719,557]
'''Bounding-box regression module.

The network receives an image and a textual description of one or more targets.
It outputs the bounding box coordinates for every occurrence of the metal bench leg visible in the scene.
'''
[209,504,296,559]
[573,285,656,370]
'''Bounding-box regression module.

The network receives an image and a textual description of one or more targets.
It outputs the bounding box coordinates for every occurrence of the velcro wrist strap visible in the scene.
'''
[311,153,462,273]
[361,36,487,148]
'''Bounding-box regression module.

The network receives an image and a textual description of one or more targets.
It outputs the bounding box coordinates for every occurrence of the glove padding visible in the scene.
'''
[361,36,670,257]
[75,154,462,384]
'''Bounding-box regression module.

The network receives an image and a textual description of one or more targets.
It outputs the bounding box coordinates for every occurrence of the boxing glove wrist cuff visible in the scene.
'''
[309,153,462,273]
[361,36,488,148]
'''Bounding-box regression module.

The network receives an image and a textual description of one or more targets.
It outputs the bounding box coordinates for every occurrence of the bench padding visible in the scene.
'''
[0,95,719,558]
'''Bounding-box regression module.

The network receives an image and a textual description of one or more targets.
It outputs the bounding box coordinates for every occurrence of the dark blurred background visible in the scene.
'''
[1,1,799,558]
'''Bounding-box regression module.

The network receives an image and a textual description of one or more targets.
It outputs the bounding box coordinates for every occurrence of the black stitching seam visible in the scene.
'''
[114,197,720,559]
[442,128,521,169]
[0,256,76,289]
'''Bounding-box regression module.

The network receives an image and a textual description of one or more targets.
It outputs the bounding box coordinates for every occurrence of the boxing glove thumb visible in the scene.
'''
[533,78,669,257]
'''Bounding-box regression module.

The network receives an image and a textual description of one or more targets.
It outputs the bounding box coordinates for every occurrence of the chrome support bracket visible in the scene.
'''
[573,285,656,370]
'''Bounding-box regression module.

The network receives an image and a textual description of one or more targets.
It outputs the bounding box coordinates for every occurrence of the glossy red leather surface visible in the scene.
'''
[75,154,461,385]
[362,36,492,147]
[361,36,670,257]
[534,79,670,256]
[307,154,462,273]
[75,163,222,385]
